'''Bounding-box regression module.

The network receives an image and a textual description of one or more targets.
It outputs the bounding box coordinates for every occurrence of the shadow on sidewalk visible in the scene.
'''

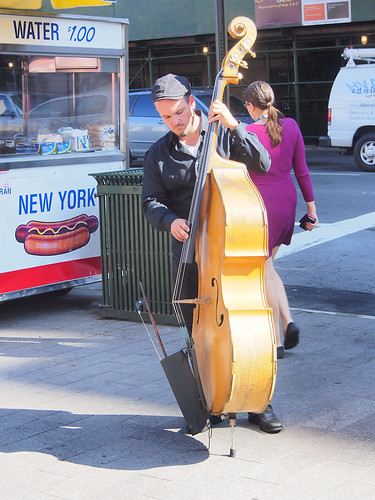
[0,409,209,470]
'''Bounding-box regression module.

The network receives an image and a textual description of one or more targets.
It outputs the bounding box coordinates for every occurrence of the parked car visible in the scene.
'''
[128,88,252,164]
[28,92,116,133]
[0,92,23,148]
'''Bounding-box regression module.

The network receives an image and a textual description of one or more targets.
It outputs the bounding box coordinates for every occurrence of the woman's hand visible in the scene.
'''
[305,216,318,231]
[305,201,319,231]
[170,218,190,241]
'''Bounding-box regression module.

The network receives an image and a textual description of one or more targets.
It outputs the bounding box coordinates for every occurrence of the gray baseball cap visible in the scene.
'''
[151,73,191,103]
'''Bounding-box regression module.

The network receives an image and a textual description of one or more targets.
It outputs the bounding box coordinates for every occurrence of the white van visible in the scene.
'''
[321,47,375,172]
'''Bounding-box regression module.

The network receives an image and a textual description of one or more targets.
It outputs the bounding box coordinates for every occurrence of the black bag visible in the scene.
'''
[161,348,208,435]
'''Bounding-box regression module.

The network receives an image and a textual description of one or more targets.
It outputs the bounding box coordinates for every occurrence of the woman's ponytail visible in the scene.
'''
[244,81,284,147]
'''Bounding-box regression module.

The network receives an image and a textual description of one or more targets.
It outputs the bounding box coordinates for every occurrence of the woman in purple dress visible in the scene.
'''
[244,81,318,358]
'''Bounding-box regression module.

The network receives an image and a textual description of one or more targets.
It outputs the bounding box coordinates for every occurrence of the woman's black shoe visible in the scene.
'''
[284,322,299,350]
[248,404,282,434]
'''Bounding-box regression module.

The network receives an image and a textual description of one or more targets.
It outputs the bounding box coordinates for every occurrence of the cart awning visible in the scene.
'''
[0,0,115,9]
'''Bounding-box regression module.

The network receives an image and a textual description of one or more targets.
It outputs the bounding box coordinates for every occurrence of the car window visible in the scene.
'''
[31,98,73,119]
[129,94,137,111]
[76,95,108,116]
[132,94,159,117]
[0,94,21,116]
[229,95,248,117]
[30,95,108,119]
[193,92,248,117]
[195,94,211,108]
[0,97,12,116]
[11,94,23,113]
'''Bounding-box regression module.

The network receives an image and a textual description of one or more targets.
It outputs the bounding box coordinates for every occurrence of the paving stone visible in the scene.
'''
[0,283,373,498]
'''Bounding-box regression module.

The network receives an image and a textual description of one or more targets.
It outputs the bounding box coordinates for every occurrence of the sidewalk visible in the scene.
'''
[0,282,374,499]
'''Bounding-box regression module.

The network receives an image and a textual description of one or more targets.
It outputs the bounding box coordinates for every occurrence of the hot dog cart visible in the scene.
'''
[0,10,128,300]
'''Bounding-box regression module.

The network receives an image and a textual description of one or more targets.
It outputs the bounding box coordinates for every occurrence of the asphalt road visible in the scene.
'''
[129,146,375,317]
[281,146,374,317]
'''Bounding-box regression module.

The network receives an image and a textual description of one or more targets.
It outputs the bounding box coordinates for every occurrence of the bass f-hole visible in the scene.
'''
[211,277,224,327]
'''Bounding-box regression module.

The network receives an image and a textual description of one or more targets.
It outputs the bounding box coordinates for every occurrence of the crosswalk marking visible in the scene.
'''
[290,307,375,320]
[276,211,375,259]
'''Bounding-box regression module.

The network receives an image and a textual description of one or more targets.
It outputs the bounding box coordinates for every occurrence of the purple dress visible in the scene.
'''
[246,118,314,254]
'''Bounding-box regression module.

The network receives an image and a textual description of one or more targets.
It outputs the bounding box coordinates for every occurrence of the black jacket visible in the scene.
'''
[142,112,271,259]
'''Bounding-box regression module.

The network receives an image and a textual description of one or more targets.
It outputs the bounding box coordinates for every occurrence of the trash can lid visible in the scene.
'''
[90,168,143,186]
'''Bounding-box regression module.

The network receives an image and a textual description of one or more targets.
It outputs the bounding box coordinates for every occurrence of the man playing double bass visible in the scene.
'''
[141,73,282,434]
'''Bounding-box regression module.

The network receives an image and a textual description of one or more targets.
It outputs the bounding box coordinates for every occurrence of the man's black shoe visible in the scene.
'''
[208,414,224,426]
[277,346,284,359]
[247,404,282,433]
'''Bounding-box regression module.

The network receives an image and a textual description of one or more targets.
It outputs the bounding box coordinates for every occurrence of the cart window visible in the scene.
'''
[0,54,120,156]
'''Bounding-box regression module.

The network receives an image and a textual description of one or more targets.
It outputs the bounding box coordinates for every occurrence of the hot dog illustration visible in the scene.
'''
[15,214,99,256]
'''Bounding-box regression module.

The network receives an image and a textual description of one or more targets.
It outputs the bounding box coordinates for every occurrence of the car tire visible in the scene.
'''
[353,134,375,172]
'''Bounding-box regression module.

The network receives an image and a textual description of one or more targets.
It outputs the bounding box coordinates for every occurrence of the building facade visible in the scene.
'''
[39,0,375,143]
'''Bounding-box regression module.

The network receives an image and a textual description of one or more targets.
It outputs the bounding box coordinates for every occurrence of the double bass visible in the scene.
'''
[173,17,277,419]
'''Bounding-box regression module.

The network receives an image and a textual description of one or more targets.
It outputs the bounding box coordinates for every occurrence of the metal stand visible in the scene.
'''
[228,413,236,458]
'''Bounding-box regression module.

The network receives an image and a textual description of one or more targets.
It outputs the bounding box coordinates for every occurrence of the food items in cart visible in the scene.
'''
[59,128,90,151]
[15,141,40,154]
[40,142,58,155]
[87,123,116,150]
[57,140,72,154]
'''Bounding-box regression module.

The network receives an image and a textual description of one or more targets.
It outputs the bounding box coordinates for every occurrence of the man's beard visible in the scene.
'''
[175,113,195,138]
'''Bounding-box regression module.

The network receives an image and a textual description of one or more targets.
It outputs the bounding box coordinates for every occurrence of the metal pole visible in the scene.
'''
[215,0,227,72]
[215,0,229,103]
[207,52,213,86]
[293,37,300,124]
[148,46,153,87]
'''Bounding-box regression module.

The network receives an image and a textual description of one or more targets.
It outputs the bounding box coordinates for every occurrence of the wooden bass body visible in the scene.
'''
[193,150,276,415]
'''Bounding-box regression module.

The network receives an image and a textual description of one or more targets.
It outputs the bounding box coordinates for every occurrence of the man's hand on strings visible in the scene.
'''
[171,218,190,242]
[209,99,239,130]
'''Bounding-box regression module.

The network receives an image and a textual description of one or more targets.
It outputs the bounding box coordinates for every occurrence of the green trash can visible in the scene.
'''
[90,169,176,324]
